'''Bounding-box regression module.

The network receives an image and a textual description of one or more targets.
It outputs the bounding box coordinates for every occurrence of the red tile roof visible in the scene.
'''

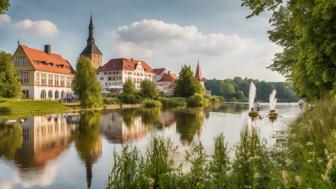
[153,68,166,75]
[20,45,75,75]
[98,58,154,73]
[158,72,176,82]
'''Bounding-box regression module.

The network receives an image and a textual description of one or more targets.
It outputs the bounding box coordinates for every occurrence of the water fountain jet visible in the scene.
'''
[268,89,278,120]
[248,82,259,118]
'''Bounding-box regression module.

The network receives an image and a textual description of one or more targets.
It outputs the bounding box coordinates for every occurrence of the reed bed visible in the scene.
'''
[107,98,336,188]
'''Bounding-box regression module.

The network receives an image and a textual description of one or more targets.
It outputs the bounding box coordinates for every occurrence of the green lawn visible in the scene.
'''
[0,98,70,119]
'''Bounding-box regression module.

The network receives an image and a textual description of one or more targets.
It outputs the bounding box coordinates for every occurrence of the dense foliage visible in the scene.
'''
[139,79,159,99]
[174,65,203,97]
[72,56,102,107]
[106,127,274,189]
[205,77,298,102]
[0,52,21,98]
[0,0,9,14]
[119,79,140,104]
[242,0,336,100]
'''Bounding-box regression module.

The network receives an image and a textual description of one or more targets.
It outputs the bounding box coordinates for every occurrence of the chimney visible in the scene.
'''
[44,44,51,54]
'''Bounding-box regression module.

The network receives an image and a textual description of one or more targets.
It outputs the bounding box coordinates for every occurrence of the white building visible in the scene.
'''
[12,44,75,99]
[97,58,154,91]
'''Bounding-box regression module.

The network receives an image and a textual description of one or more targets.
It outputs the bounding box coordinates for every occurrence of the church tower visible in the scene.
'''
[195,60,205,88]
[80,14,102,70]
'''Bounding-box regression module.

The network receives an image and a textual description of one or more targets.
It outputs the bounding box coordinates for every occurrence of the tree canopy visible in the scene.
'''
[205,77,298,102]
[242,0,336,100]
[72,56,102,107]
[0,0,9,14]
[139,79,158,99]
[174,65,202,97]
[0,52,21,98]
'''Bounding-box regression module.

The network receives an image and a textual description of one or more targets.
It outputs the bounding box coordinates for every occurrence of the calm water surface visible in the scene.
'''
[0,103,302,189]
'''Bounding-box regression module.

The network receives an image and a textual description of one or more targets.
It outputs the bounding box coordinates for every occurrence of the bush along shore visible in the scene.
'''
[106,97,336,189]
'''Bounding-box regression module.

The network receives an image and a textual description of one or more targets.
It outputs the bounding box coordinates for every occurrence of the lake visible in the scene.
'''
[0,103,302,189]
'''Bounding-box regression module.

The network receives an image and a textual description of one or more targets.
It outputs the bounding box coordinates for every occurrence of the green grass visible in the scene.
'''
[142,100,161,108]
[0,98,70,119]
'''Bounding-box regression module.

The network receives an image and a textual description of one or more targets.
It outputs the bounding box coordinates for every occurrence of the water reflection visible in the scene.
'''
[0,123,23,159]
[0,104,302,189]
[73,111,102,188]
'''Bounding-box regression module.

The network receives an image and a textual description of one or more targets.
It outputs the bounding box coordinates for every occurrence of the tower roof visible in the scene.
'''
[81,14,102,56]
[195,61,203,82]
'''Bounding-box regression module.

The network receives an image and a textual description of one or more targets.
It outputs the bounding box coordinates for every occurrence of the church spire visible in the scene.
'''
[87,14,94,44]
[195,60,203,82]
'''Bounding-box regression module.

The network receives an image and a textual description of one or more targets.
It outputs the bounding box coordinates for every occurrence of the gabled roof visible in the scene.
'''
[80,41,102,55]
[158,72,176,82]
[153,68,166,75]
[195,63,203,82]
[98,58,154,73]
[20,45,75,75]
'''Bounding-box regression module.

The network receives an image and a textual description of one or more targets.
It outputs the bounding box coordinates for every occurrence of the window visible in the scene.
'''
[55,90,59,99]
[35,73,40,85]
[66,76,71,87]
[108,77,112,81]
[41,73,47,86]
[55,75,59,86]
[41,90,47,99]
[20,71,28,84]
[15,56,26,67]
[60,76,65,87]
[48,90,53,99]
[48,74,53,86]
[100,77,104,80]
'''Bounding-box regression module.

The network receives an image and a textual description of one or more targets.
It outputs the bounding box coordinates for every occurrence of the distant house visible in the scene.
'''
[156,71,177,95]
[11,44,75,99]
[97,58,154,91]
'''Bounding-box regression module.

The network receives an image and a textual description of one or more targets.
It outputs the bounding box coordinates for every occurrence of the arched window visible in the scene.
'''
[61,91,65,99]
[55,90,59,99]
[41,90,46,99]
[48,90,53,99]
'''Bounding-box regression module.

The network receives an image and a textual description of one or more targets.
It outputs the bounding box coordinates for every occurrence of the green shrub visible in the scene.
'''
[118,94,140,104]
[142,100,161,108]
[159,97,187,108]
[211,96,224,102]
[187,93,204,107]
[103,98,120,105]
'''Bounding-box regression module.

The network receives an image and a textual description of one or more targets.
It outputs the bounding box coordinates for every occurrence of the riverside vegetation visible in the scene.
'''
[106,98,336,189]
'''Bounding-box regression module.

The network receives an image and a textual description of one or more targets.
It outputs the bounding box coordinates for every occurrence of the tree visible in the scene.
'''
[0,0,9,14]
[174,65,202,97]
[139,79,158,99]
[0,52,21,98]
[119,79,139,104]
[122,79,137,95]
[242,0,336,100]
[72,56,102,108]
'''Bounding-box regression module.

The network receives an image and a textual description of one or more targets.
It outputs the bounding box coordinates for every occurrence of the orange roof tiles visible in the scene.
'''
[98,58,154,73]
[158,72,176,82]
[20,45,75,75]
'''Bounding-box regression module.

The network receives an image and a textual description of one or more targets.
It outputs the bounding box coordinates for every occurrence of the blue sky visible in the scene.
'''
[0,0,284,81]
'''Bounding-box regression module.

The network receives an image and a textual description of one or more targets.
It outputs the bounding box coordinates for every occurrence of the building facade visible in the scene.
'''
[80,15,102,70]
[155,70,176,95]
[12,44,75,99]
[97,58,154,91]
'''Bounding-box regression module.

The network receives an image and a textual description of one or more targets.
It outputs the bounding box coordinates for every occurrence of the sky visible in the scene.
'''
[0,0,284,81]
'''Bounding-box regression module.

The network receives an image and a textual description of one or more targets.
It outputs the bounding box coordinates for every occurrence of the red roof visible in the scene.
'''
[153,68,166,75]
[98,58,154,73]
[158,72,176,82]
[20,45,75,75]
[195,63,203,82]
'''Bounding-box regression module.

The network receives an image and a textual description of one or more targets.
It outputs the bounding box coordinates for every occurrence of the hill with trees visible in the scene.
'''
[205,77,298,102]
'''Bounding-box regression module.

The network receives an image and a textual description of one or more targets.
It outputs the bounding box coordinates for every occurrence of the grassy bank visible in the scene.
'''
[106,98,336,188]
[0,98,70,119]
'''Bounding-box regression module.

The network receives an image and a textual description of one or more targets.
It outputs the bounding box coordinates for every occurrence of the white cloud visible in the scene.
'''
[16,19,58,37]
[0,14,11,25]
[109,19,283,81]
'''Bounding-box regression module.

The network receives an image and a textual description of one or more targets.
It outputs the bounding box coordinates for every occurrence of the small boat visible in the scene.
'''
[268,110,278,120]
[249,108,259,118]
